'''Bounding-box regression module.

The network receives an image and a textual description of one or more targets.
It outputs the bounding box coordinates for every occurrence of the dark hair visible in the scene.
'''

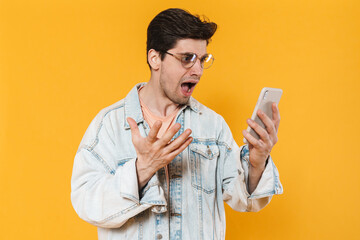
[146,8,217,68]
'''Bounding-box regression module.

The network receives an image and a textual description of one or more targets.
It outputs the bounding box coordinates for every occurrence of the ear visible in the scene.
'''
[147,49,161,70]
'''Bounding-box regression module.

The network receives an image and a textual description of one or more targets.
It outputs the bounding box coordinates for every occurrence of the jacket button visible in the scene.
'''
[157,234,163,239]
[207,145,212,156]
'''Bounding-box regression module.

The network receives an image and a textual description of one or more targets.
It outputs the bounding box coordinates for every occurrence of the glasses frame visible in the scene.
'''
[164,51,214,69]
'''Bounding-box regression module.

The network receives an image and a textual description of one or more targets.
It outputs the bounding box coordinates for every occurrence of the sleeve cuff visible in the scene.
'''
[240,145,283,199]
[119,159,167,212]
[118,158,140,202]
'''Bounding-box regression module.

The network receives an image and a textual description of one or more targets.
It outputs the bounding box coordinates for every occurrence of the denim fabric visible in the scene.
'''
[71,83,283,240]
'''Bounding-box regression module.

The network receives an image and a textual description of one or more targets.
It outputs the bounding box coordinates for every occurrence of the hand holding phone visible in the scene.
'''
[243,87,282,144]
[242,87,282,193]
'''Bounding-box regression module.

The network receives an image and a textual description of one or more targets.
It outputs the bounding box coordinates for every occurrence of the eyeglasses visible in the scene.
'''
[165,51,214,69]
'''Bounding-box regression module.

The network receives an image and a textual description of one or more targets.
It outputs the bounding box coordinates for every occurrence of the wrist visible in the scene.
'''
[136,157,155,189]
[249,154,269,174]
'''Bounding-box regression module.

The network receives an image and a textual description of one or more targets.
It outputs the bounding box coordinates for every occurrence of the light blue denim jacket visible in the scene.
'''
[71,83,283,240]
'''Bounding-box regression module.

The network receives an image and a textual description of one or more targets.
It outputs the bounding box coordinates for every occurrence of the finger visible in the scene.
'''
[165,128,192,152]
[257,109,276,136]
[167,137,193,160]
[158,123,181,146]
[272,103,280,132]
[242,130,261,148]
[147,120,162,142]
[127,117,142,146]
[247,118,270,143]
[127,117,141,138]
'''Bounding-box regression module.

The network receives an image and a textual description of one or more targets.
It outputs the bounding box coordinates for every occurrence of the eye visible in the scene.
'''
[201,54,211,63]
[182,54,196,63]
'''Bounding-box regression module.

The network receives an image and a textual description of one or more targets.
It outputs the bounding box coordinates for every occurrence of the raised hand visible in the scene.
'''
[127,117,193,189]
[242,103,280,193]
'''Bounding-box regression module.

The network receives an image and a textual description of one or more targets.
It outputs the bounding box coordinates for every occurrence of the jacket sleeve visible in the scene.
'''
[219,117,283,212]
[71,110,167,229]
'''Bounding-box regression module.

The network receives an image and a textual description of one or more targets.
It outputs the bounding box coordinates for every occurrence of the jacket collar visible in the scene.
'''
[123,82,200,129]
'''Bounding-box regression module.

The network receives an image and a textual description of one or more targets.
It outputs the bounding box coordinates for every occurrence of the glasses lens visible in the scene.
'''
[181,54,197,68]
[178,53,214,69]
[202,54,214,69]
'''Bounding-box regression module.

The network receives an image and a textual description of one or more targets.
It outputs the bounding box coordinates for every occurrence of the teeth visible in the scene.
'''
[187,88,191,93]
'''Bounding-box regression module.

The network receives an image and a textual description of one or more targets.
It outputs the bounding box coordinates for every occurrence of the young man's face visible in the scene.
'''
[159,39,207,105]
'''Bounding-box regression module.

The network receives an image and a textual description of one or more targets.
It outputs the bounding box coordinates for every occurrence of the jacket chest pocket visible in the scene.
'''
[189,142,219,194]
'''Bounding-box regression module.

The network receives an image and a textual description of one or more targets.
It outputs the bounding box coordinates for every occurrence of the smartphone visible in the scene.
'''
[243,87,283,144]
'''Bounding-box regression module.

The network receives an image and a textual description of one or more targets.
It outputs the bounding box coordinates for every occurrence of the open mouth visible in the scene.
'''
[181,82,197,93]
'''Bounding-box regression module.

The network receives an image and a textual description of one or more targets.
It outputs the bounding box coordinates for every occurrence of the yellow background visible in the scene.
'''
[1,0,359,239]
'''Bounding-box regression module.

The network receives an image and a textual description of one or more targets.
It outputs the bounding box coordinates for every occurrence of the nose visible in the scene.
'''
[189,58,203,76]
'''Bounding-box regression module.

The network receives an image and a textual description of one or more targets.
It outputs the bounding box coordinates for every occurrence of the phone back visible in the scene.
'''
[246,87,283,142]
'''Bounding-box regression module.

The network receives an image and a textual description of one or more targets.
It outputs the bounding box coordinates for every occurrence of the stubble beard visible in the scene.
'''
[159,77,190,106]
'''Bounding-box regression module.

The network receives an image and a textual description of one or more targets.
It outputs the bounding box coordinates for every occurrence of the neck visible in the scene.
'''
[139,80,181,117]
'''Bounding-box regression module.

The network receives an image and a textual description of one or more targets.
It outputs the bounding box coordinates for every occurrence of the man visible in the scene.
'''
[71,8,283,240]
